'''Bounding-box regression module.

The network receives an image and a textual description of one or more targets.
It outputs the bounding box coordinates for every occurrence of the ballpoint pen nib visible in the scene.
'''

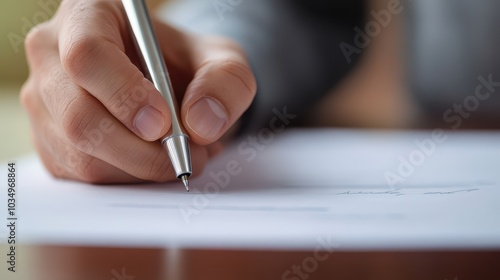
[181,175,190,192]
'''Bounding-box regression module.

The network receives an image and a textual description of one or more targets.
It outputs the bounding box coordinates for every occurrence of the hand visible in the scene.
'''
[20,0,256,183]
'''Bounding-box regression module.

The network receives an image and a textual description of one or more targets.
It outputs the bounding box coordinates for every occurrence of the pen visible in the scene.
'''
[122,0,192,191]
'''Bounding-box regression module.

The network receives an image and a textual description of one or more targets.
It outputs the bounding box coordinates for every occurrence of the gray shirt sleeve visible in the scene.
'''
[157,0,363,133]
[405,0,500,127]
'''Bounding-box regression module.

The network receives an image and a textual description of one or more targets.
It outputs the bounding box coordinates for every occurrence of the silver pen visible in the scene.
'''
[122,0,192,191]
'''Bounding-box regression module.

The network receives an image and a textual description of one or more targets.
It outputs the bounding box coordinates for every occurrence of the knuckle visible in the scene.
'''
[53,142,103,183]
[19,81,35,112]
[24,23,50,65]
[47,164,65,180]
[39,67,76,121]
[107,74,146,120]
[138,150,172,182]
[203,36,257,98]
[47,159,71,181]
[60,96,94,145]
[45,161,67,180]
[34,141,69,180]
[94,0,123,17]
[56,140,103,183]
[61,36,102,79]
[149,154,172,182]
[76,157,104,184]
[218,60,257,99]
[108,142,133,170]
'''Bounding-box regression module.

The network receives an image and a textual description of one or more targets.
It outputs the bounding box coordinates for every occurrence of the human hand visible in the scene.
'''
[20,0,256,183]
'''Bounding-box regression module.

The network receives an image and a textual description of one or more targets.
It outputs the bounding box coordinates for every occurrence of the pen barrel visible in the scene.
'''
[122,0,192,179]
[121,0,185,136]
[162,135,192,178]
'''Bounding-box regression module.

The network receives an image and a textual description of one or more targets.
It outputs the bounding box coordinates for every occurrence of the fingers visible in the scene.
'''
[23,61,210,183]
[24,65,210,182]
[42,71,175,181]
[21,79,140,184]
[55,0,257,147]
[23,0,252,187]
[57,0,171,141]
[49,77,209,182]
[180,37,257,145]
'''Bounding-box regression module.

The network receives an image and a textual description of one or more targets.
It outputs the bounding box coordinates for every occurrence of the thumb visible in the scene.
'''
[181,37,257,145]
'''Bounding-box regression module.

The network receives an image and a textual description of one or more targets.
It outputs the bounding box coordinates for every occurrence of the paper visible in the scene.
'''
[1,129,500,250]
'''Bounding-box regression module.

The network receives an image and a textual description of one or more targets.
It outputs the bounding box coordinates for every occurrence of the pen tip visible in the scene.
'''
[181,175,190,192]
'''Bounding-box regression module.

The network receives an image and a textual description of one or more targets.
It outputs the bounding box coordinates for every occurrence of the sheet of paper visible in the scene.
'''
[1,129,500,250]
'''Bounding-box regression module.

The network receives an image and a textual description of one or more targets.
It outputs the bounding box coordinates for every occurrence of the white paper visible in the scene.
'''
[1,129,500,250]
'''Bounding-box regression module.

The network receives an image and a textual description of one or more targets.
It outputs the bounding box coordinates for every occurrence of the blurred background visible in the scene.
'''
[0,1,42,161]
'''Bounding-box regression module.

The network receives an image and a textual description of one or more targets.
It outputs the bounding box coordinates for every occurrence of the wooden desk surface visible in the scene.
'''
[2,245,499,280]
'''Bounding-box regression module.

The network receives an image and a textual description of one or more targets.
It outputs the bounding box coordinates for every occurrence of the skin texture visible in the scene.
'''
[20,0,256,183]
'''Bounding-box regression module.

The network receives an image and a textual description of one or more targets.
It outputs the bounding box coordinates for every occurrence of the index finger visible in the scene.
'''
[58,0,171,141]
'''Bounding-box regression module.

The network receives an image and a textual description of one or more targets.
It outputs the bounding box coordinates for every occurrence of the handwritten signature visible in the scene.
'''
[336,188,480,196]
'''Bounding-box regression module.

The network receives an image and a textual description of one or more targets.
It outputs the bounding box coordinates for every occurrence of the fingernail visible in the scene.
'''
[134,106,165,140]
[187,98,228,141]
